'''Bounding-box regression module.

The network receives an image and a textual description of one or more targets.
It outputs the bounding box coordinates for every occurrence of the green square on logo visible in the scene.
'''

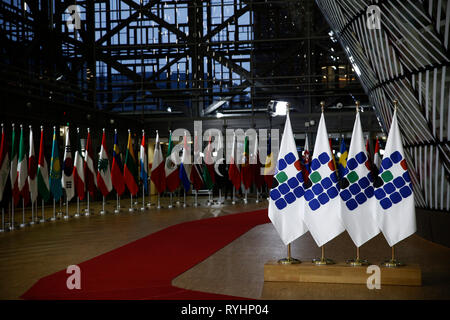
[310,171,322,183]
[347,171,359,184]
[381,170,393,183]
[276,171,288,183]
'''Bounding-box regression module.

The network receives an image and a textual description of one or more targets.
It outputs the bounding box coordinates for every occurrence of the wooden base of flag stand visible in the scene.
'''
[263,261,421,286]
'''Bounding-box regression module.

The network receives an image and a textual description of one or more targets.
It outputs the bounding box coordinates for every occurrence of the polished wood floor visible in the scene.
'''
[1,196,450,300]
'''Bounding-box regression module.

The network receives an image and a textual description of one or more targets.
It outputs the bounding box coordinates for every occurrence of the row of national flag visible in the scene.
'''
[0,126,279,208]
[269,109,416,249]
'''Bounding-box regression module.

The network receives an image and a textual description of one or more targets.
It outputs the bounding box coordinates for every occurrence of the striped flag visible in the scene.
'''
[17,125,30,205]
[28,127,38,203]
[124,130,139,196]
[303,113,345,247]
[97,129,112,197]
[84,129,97,197]
[191,133,205,191]
[111,130,125,196]
[49,127,63,202]
[339,112,379,247]
[73,128,85,201]
[374,109,416,246]
[150,131,166,194]
[268,113,308,245]
[61,127,74,201]
[165,131,179,192]
[10,124,20,206]
[373,138,381,169]
[37,127,50,202]
[228,133,241,191]
[139,131,148,194]
[179,132,191,192]
[0,124,10,203]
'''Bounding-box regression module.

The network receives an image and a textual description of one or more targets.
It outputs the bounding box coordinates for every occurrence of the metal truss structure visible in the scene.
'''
[316,0,450,211]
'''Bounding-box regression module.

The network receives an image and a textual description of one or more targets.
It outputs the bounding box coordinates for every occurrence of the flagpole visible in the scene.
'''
[59,198,62,216]
[232,187,236,205]
[168,192,172,208]
[30,200,35,225]
[129,193,134,212]
[114,192,120,213]
[51,198,56,221]
[20,198,25,228]
[278,243,301,264]
[40,199,45,223]
[85,192,90,216]
[1,208,4,232]
[194,190,198,207]
[256,187,259,203]
[312,245,335,265]
[100,196,106,215]
[244,189,248,204]
[140,184,145,211]
[218,188,222,204]
[157,193,161,209]
[75,197,80,217]
[64,195,69,219]
[11,198,14,230]
[183,190,186,208]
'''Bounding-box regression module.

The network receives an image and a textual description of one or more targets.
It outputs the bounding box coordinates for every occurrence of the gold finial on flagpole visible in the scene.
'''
[356,100,360,113]
[320,101,325,113]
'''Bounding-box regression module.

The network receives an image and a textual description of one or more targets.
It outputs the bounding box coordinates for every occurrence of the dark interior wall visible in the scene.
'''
[416,208,450,248]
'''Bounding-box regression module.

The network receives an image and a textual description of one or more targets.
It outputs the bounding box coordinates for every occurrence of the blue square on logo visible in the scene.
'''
[270,189,281,201]
[275,198,287,210]
[279,183,290,195]
[355,192,367,205]
[390,192,402,204]
[321,177,332,189]
[340,189,352,201]
[380,198,392,210]
[278,159,287,171]
[349,183,361,195]
[285,192,296,204]
[374,188,386,200]
[358,177,370,189]
[403,171,411,183]
[294,186,305,198]
[393,176,405,189]
[312,183,324,195]
[355,151,367,164]
[318,193,330,205]
[288,177,299,189]
[311,159,321,171]
[305,190,315,201]
[327,186,339,199]
[296,172,304,183]
[383,182,396,194]
[347,158,358,170]
[382,158,393,170]
[390,151,402,163]
[367,172,374,182]
[318,152,330,165]
[346,199,358,211]
[399,185,412,198]
[285,152,296,164]
[364,186,374,198]
[308,199,321,211]
[330,172,338,183]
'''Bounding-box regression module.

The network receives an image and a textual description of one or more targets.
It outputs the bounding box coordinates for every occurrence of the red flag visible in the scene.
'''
[84,129,97,197]
[97,130,112,197]
[150,132,166,194]
[228,134,241,190]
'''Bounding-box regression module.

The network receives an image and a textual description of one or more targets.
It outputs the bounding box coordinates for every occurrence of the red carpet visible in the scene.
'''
[21,209,269,300]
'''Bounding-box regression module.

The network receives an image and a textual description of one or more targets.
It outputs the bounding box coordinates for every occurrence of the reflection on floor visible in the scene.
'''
[1,195,449,300]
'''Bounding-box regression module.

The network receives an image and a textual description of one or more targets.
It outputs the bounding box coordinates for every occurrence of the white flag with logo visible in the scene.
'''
[374,109,416,246]
[303,113,345,247]
[339,112,379,247]
[268,113,308,245]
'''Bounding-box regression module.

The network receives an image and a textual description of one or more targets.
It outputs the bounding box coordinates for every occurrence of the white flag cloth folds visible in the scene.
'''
[268,113,308,245]
[374,109,416,247]
[339,112,379,247]
[28,128,38,203]
[62,128,75,201]
[303,113,345,247]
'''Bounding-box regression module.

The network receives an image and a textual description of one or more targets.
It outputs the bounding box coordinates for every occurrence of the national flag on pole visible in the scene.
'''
[268,113,308,245]
[111,130,125,196]
[337,138,348,179]
[374,109,416,246]
[241,135,252,190]
[73,128,85,201]
[303,113,345,247]
[179,132,191,192]
[251,134,264,189]
[165,131,179,192]
[191,133,205,191]
[17,125,30,205]
[302,135,311,174]
[329,138,338,175]
[97,129,112,197]
[49,127,63,202]
[339,112,379,247]
[150,131,166,194]
[263,137,274,188]
[0,124,11,203]
[10,124,20,206]
[124,130,139,196]
[139,131,148,194]
[61,128,74,201]
[37,127,50,202]
[28,127,38,203]
[373,138,381,169]
[84,129,97,197]
[228,133,241,191]
[203,135,215,190]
